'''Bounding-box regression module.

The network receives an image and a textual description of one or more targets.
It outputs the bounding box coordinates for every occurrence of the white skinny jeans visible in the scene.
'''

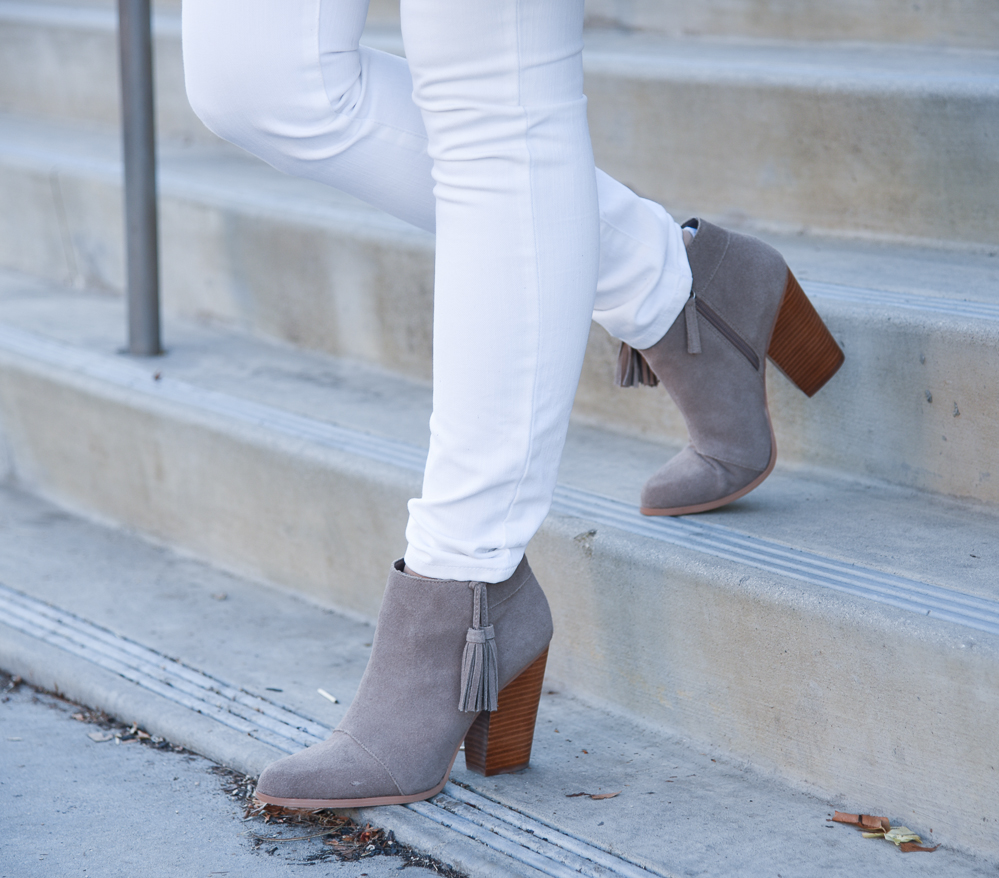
[183,0,691,582]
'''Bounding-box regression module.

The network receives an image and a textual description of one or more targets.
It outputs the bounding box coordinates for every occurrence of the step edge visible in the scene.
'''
[1,320,995,641]
[1,124,994,316]
[0,593,658,878]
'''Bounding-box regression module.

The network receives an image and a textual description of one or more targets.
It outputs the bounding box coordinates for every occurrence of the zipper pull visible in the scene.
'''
[684,291,701,354]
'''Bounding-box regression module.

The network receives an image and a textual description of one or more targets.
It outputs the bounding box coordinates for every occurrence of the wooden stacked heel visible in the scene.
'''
[768,271,844,397]
[464,648,548,776]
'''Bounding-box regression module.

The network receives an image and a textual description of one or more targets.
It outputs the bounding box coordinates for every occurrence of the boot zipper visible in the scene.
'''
[690,294,761,371]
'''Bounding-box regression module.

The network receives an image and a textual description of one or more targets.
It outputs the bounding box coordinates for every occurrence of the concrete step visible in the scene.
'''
[3,484,995,875]
[24,0,999,48]
[0,270,997,860]
[583,0,999,48]
[0,0,204,143]
[2,112,998,503]
[2,1,998,243]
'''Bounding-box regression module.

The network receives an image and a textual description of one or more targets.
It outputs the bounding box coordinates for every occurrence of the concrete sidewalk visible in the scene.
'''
[0,484,990,877]
[0,671,452,878]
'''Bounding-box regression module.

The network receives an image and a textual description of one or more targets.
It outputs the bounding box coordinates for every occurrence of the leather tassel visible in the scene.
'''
[614,342,659,388]
[459,625,498,712]
[684,294,701,354]
[458,583,499,712]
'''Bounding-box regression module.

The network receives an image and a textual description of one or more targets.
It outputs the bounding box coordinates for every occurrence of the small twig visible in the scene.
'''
[247,830,338,843]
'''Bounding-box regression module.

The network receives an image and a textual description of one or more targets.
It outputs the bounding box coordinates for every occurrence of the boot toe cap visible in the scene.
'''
[256,730,402,803]
[641,445,766,514]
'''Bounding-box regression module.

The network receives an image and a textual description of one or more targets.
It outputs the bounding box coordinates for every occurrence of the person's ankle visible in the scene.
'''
[404,564,434,579]
[683,228,694,248]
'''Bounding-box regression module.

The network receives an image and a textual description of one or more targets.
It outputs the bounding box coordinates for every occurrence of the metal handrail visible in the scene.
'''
[117,0,162,356]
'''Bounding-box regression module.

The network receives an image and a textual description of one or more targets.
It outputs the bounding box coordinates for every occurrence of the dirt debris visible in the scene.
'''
[224,775,465,873]
[2,669,465,874]
[830,811,940,853]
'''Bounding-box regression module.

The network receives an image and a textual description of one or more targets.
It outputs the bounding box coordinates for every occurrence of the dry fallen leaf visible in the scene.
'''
[565,791,621,800]
[833,811,890,832]
[832,811,938,853]
[88,731,115,743]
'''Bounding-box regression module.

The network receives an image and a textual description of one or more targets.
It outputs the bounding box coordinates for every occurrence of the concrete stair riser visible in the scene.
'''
[584,0,999,48]
[0,357,415,618]
[0,161,87,290]
[135,0,999,48]
[584,67,999,247]
[0,155,438,378]
[161,201,437,377]
[3,6,998,243]
[0,341,996,859]
[0,6,206,145]
[7,139,999,504]
[531,516,999,859]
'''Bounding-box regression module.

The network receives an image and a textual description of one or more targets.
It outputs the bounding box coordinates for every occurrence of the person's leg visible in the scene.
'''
[398,0,598,581]
[183,0,841,536]
[251,0,598,806]
[183,0,690,357]
[182,0,436,230]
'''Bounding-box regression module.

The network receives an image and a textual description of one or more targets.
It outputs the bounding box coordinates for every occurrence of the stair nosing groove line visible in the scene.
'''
[803,280,999,321]
[0,582,669,878]
[414,794,612,878]
[441,782,662,878]
[568,488,999,613]
[551,486,999,631]
[404,800,591,878]
[0,584,328,745]
[0,323,995,637]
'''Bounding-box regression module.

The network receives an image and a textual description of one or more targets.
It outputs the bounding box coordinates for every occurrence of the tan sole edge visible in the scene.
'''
[640,425,777,517]
[253,749,459,810]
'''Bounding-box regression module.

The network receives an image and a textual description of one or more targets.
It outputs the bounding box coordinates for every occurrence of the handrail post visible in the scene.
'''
[118,0,162,356]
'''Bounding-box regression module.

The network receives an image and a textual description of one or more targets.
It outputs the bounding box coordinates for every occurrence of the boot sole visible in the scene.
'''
[252,748,461,809]
[253,649,549,809]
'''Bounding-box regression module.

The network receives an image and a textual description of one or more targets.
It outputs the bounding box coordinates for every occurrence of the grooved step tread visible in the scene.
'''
[1,269,998,861]
[3,4,999,244]
[0,483,994,873]
[0,269,995,612]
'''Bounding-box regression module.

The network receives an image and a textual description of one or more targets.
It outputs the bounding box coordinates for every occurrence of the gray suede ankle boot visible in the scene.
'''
[617,219,844,516]
[254,557,553,808]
